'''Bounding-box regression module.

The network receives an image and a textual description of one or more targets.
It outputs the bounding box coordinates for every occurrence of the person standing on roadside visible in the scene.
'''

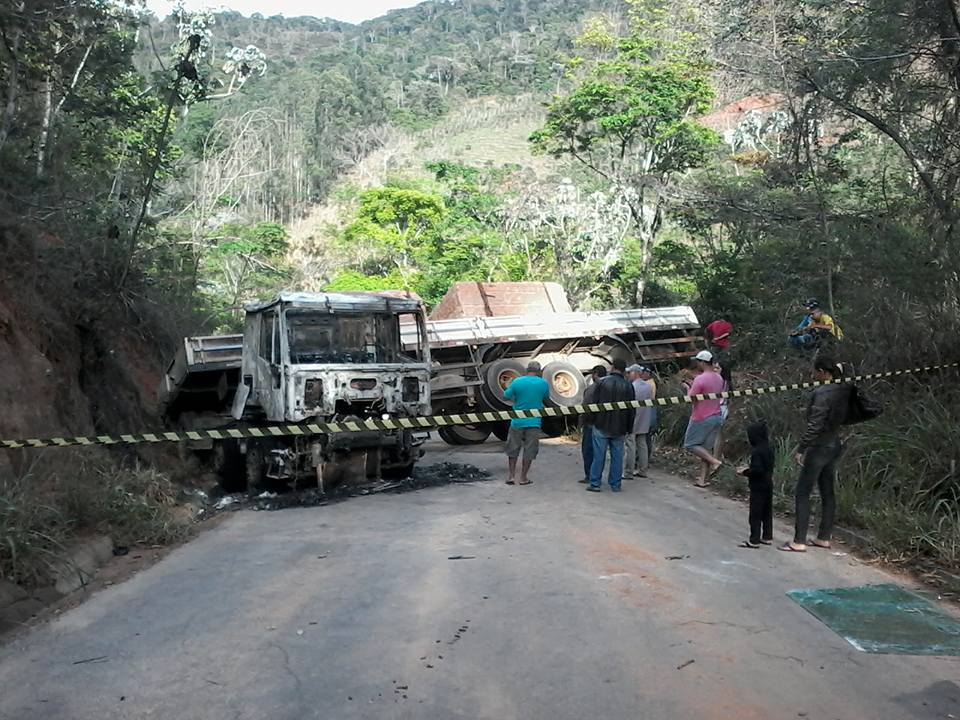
[587,358,636,493]
[737,422,775,548]
[503,361,550,486]
[623,365,653,479]
[639,365,658,462]
[781,357,850,553]
[682,350,725,487]
[579,365,607,484]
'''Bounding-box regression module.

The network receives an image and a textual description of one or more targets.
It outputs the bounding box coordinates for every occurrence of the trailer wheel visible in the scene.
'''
[542,361,586,407]
[482,359,526,407]
[438,424,492,445]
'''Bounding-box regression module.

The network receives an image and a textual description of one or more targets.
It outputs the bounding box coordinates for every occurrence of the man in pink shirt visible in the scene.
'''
[682,350,725,487]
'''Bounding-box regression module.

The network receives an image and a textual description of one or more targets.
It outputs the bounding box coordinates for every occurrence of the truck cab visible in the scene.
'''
[234,292,431,423]
[159,291,431,491]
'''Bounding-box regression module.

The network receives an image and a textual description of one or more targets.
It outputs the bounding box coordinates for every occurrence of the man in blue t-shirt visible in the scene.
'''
[503,360,551,486]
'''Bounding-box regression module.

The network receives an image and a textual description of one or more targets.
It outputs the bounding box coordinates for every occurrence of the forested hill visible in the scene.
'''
[3,0,960,588]
[143,0,619,210]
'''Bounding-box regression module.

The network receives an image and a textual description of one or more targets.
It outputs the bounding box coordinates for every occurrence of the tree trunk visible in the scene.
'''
[0,28,19,149]
[36,75,53,177]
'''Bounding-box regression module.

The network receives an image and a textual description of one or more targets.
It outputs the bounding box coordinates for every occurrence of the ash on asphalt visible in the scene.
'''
[206,462,492,514]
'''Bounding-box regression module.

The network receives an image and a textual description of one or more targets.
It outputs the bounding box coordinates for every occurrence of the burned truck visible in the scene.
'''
[158,292,432,491]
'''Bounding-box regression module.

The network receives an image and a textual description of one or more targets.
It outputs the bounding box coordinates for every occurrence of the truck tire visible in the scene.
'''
[482,359,526,408]
[438,424,491,445]
[542,361,586,407]
[215,439,246,492]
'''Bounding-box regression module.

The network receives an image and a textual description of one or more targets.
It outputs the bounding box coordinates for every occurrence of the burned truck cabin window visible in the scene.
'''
[286,311,410,364]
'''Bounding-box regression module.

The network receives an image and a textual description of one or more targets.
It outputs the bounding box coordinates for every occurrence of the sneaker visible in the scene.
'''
[578,478,588,484]
[634,471,648,478]
[586,486,601,492]
[611,486,622,492]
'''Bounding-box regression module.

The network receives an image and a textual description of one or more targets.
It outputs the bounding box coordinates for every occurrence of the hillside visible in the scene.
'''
[143,0,620,221]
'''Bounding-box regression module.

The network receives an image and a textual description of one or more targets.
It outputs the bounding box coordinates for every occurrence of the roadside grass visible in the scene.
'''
[1,461,191,587]
[0,473,70,586]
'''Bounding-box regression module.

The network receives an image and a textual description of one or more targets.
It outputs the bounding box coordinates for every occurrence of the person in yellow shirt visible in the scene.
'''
[788,298,843,349]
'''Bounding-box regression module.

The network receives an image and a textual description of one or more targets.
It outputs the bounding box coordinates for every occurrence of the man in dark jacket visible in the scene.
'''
[738,422,775,548]
[579,365,607,484]
[782,357,850,552]
[587,358,636,493]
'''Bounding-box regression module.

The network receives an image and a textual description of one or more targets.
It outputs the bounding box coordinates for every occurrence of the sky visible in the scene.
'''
[144,0,426,25]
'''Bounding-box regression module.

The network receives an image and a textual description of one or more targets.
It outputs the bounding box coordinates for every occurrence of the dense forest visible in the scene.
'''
[2,0,960,582]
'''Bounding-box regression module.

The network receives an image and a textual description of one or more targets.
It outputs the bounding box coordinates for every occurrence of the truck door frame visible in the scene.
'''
[253,306,285,421]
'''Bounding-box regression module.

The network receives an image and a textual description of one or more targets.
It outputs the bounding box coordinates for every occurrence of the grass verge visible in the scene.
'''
[1,461,191,588]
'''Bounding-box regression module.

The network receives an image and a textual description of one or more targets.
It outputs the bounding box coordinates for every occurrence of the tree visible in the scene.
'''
[126,4,267,280]
[719,0,960,250]
[530,0,719,303]
[200,221,289,329]
[342,186,446,283]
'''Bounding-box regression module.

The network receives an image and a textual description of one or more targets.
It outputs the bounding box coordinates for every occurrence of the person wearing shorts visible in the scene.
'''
[683,350,725,487]
[503,361,550,486]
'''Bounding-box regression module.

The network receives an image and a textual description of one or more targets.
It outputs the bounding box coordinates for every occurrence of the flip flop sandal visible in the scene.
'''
[517,480,532,486]
[809,540,831,549]
[739,541,760,549]
[505,480,515,485]
[778,543,806,553]
[708,464,722,479]
[692,481,712,488]
[759,540,773,545]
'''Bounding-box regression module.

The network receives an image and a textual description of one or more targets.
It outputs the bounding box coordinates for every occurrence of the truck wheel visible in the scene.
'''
[439,424,491,445]
[482,359,526,408]
[542,418,568,438]
[245,442,268,491]
[490,422,510,441]
[215,439,246,492]
[542,361,586,406]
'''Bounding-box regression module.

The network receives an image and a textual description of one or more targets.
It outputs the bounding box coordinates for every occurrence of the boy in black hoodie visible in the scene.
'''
[737,422,775,548]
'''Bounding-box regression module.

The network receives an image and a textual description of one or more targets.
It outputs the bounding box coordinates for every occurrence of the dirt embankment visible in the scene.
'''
[0,219,170,477]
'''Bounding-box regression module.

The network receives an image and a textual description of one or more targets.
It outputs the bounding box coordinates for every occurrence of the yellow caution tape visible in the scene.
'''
[2,362,956,449]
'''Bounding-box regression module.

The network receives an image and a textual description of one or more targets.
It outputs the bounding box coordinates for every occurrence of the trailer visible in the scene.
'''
[401,283,701,444]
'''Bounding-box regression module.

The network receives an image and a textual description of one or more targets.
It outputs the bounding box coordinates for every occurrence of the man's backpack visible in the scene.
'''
[844,385,882,425]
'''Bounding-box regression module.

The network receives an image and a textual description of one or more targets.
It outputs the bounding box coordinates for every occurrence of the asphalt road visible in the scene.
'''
[1,438,959,720]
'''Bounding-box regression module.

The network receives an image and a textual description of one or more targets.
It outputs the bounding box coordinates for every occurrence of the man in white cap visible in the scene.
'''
[624,364,653,478]
[682,350,725,487]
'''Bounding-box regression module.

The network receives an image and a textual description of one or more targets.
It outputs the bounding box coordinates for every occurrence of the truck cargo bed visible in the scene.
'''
[159,334,244,418]
[403,306,700,360]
